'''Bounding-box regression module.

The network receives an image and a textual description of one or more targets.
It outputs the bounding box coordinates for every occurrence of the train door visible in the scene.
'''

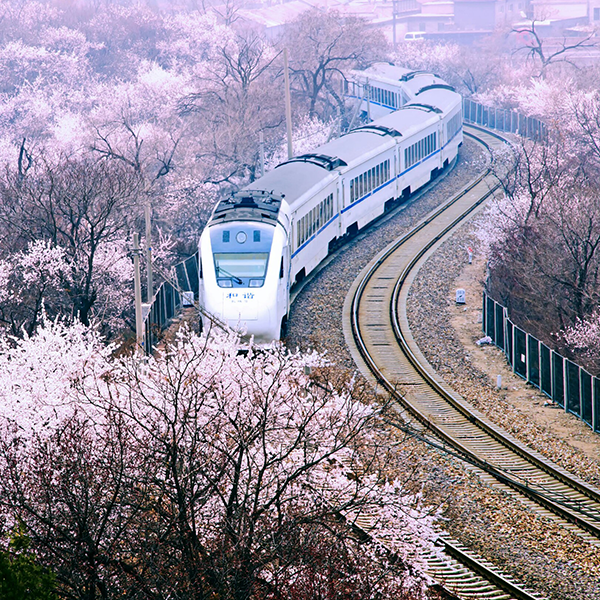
[337,180,344,236]
[394,152,399,199]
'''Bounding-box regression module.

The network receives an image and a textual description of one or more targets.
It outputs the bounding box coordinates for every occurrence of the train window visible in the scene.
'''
[367,170,371,192]
[350,180,354,202]
[375,164,380,187]
[223,231,230,243]
[214,252,269,279]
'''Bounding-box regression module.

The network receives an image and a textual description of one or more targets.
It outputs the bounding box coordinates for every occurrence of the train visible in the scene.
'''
[198,64,463,343]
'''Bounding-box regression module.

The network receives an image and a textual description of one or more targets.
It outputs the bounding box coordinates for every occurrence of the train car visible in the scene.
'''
[346,62,449,121]
[198,69,463,343]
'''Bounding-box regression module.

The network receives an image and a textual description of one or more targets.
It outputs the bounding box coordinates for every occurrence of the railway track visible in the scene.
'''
[342,125,600,599]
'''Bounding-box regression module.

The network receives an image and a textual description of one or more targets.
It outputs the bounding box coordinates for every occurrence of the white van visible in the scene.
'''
[404,31,426,41]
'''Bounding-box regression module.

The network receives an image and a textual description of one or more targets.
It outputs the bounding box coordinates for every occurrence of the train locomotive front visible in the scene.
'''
[198,190,290,343]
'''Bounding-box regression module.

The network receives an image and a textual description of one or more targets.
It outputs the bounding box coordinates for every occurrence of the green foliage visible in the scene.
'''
[0,526,57,600]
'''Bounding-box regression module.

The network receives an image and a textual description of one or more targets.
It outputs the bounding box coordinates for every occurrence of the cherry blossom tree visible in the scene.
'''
[0,321,441,600]
[482,131,600,351]
[561,311,600,373]
[0,240,71,336]
[0,153,139,333]
[284,10,388,119]
[511,19,596,78]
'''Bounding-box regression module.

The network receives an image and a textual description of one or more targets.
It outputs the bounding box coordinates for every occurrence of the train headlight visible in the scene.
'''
[236,231,247,243]
[249,279,263,288]
[218,279,233,288]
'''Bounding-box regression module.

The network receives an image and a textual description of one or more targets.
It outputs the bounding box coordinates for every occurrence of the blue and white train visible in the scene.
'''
[198,64,463,343]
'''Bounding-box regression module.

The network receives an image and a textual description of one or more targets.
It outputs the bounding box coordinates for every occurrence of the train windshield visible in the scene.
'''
[214,253,269,279]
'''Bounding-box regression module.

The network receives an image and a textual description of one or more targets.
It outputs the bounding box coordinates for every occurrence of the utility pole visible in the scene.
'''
[145,197,153,302]
[133,233,144,351]
[284,47,293,159]
[259,131,266,177]
[393,0,397,52]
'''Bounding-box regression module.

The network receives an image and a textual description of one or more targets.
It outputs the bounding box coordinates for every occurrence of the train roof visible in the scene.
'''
[350,63,413,84]
[349,63,450,100]
[370,106,440,139]
[399,73,449,97]
[245,159,335,207]
[412,87,462,113]
[307,130,395,170]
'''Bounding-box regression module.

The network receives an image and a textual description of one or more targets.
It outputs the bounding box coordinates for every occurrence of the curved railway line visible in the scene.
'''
[342,125,600,599]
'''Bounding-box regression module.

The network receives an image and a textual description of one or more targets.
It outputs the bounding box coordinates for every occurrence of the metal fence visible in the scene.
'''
[463,98,547,141]
[142,252,199,352]
[483,291,600,433]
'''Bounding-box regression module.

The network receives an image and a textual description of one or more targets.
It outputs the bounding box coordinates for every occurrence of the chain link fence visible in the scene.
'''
[142,253,199,352]
[463,98,547,141]
[483,291,600,433]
